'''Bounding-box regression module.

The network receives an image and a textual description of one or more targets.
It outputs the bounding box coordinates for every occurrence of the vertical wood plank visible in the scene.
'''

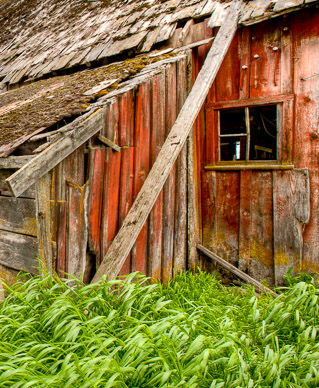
[66,181,89,280]
[56,200,67,277]
[88,148,105,265]
[273,169,310,286]
[162,63,177,282]
[250,18,282,98]
[238,170,252,274]
[149,71,165,280]
[215,30,241,102]
[249,171,274,286]
[239,27,251,99]
[132,81,151,275]
[116,91,135,276]
[36,173,53,275]
[292,9,319,274]
[100,148,122,263]
[174,57,188,273]
[215,172,240,267]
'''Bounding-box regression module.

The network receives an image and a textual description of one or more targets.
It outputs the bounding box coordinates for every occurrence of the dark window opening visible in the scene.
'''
[219,105,277,161]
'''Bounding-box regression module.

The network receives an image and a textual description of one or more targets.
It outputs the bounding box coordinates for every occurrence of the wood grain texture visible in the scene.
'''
[92,0,242,283]
[0,230,38,274]
[66,180,89,280]
[132,81,151,275]
[149,71,165,280]
[88,148,105,265]
[36,173,53,274]
[0,196,37,237]
[174,57,188,273]
[7,108,105,198]
[273,169,310,286]
[56,200,67,277]
[162,62,177,283]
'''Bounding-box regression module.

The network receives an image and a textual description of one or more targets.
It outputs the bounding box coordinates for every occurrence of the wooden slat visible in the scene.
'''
[273,169,310,286]
[56,200,67,277]
[249,171,274,286]
[0,230,38,274]
[132,81,151,275]
[162,63,177,283]
[174,57,188,273]
[6,108,105,198]
[149,71,166,280]
[238,170,252,274]
[0,196,37,237]
[66,181,89,280]
[198,244,277,297]
[92,0,242,283]
[88,148,105,265]
[0,156,33,169]
[36,173,53,274]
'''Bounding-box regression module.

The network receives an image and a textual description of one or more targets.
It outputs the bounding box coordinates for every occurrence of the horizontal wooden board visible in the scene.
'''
[0,196,37,237]
[0,230,38,274]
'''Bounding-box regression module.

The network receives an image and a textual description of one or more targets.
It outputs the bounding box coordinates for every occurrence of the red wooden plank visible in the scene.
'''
[201,171,217,272]
[292,9,319,275]
[162,63,177,283]
[215,30,240,102]
[149,71,165,280]
[215,172,240,267]
[88,148,105,265]
[238,170,252,274]
[131,81,151,275]
[250,18,282,98]
[118,91,134,147]
[239,27,251,99]
[249,171,274,286]
[273,169,310,286]
[100,148,121,261]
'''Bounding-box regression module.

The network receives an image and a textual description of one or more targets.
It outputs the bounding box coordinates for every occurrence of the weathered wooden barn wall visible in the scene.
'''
[194,8,318,286]
[37,57,193,282]
[0,169,37,283]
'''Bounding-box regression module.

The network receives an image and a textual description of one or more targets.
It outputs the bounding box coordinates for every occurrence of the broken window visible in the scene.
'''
[218,105,277,161]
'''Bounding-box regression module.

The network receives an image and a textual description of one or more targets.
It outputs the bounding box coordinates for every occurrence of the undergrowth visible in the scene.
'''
[0,271,318,387]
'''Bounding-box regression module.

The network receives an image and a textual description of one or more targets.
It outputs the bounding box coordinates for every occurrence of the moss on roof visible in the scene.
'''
[0,52,175,147]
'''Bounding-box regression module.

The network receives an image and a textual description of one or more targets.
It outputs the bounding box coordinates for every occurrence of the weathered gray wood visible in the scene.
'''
[0,170,35,198]
[273,169,310,286]
[0,156,33,169]
[92,1,242,283]
[0,230,38,274]
[36,173,53,274]
[6,108,106,198]
[0,196,37,237]
[198,244,277,297]
[97,135,121,152]
[83,79,119,96]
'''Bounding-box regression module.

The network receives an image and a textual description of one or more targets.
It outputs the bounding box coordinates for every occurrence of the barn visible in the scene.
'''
[0,0,318,287]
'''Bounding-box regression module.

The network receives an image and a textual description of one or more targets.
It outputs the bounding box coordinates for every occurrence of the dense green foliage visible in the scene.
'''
[0,271,318,387]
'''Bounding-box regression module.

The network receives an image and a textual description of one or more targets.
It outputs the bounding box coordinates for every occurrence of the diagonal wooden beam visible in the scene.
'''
[6,109,105,198]
[92,0,243,283]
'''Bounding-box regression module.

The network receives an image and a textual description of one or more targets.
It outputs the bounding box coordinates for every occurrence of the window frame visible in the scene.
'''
[204,94,294,170]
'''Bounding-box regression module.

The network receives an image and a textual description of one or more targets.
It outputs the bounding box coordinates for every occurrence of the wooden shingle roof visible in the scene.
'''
[0,0,318,90]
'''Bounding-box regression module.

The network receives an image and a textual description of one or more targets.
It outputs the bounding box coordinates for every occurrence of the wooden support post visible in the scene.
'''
[198,244,277,297]
[36,173,53,275]
[92,0,243,283]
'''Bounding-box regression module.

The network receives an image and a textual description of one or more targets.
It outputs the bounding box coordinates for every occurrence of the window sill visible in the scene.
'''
[204,162,294,171]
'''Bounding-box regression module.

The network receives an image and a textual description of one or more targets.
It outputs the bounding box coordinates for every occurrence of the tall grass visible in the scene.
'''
[0,271,318,387]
